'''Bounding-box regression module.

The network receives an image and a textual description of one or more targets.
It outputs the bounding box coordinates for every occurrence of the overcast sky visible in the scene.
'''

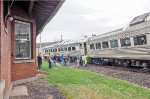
[36,0,150,43]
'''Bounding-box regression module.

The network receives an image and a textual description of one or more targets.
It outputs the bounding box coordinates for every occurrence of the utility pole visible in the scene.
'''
[61,34,63,42]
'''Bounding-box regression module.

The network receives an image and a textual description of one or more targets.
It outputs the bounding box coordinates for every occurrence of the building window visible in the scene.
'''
[96,42,101,49]
[15,21,31,59]
[72,47,76,51]
[134,35,147,45]
[102,41,109,48]
[120,38,131,47]
[110,39,118,48]
[90,44,95,49]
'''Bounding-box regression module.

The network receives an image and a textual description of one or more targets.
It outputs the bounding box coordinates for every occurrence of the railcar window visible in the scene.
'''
[110,39,118,48]
[68,47,71,51]
[55,49,57,52]
[61,48,63,51]
[72,47,76,51]
[102,41,109,48]
[58,48,61,52]
[65,48,67,51]
[96,43,101,49]
[134,35,147,45]
[120,38,131,47]
[80,44,82,49]
[90,44,95,49]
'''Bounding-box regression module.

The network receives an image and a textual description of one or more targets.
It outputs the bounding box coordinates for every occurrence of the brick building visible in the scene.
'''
[0,0,64,99]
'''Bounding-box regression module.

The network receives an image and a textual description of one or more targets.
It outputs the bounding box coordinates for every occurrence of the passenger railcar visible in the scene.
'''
[42,39,86,61]
[86,12,150,69]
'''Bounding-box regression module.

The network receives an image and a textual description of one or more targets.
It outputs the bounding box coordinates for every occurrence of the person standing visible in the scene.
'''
[53,54,57,66]
[76,54,80,67]
[60,54,64,65]
[37,53,42,70]
[66,55,70,66]
[48,53,52,68]
[84,54,88,67]
[64,56,66,66]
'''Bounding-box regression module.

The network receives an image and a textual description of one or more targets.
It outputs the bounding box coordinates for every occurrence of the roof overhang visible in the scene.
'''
[33,0,65,35]
[36,0,65,35]
[4,0,65,35]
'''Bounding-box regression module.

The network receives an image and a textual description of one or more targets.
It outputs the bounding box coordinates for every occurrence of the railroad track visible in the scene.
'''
[87,63,150,74]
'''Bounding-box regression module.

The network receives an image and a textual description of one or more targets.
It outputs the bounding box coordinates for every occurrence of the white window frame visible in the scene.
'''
[14,20,31,60]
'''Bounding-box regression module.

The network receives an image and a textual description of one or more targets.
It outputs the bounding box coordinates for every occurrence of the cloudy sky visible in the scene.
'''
[36,0,150,43]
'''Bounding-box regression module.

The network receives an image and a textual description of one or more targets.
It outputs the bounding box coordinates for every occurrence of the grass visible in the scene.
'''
[40,61,150,99]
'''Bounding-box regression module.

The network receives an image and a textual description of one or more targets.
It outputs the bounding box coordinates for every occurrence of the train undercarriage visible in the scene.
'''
[88,57,150,70]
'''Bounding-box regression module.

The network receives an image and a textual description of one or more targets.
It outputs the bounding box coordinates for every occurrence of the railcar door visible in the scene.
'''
[84,42,87,54]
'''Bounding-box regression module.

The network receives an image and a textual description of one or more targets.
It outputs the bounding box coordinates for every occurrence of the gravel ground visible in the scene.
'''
[78,65,150,88]
[10,79,65,99]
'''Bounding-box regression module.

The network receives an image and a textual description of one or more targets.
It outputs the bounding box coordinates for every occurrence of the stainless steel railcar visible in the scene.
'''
[86,12,150,69]
[42,39,86,61]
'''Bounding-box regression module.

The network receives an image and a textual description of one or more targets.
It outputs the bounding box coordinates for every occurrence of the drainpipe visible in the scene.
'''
[0,80,5,99]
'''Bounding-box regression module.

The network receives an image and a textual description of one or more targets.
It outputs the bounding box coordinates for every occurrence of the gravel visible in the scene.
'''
[10,79,65,99]
[79,65,150,88]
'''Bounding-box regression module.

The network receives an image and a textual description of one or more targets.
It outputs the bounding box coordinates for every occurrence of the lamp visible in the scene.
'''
[5,9,13,22]
[5,0,14,22]
[7,15,13,21]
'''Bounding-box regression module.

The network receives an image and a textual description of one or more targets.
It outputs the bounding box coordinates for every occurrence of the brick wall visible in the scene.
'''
[0,1,12,95]
[0,1,37,97]
[11,5,36,81]
[0,0,1,80]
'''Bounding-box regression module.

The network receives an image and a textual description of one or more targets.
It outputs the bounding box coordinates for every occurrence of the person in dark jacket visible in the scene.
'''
[48,53,52,68]
[37,53,42,70]
[53,54,57,66]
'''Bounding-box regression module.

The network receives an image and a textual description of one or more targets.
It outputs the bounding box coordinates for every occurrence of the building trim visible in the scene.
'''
[13,16,34,23]
[14,59,35,63]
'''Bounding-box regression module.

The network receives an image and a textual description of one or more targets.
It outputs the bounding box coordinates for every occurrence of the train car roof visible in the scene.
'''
[130,12,150,26]
[43,38,87,49]
[88,12,150,41]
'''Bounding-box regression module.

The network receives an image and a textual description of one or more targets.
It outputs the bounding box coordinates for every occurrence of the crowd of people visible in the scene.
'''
[37,53,88,70]
[37,53,57,70]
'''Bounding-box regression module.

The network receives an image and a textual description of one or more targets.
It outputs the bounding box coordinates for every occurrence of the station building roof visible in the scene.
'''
[9,0,65,35]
